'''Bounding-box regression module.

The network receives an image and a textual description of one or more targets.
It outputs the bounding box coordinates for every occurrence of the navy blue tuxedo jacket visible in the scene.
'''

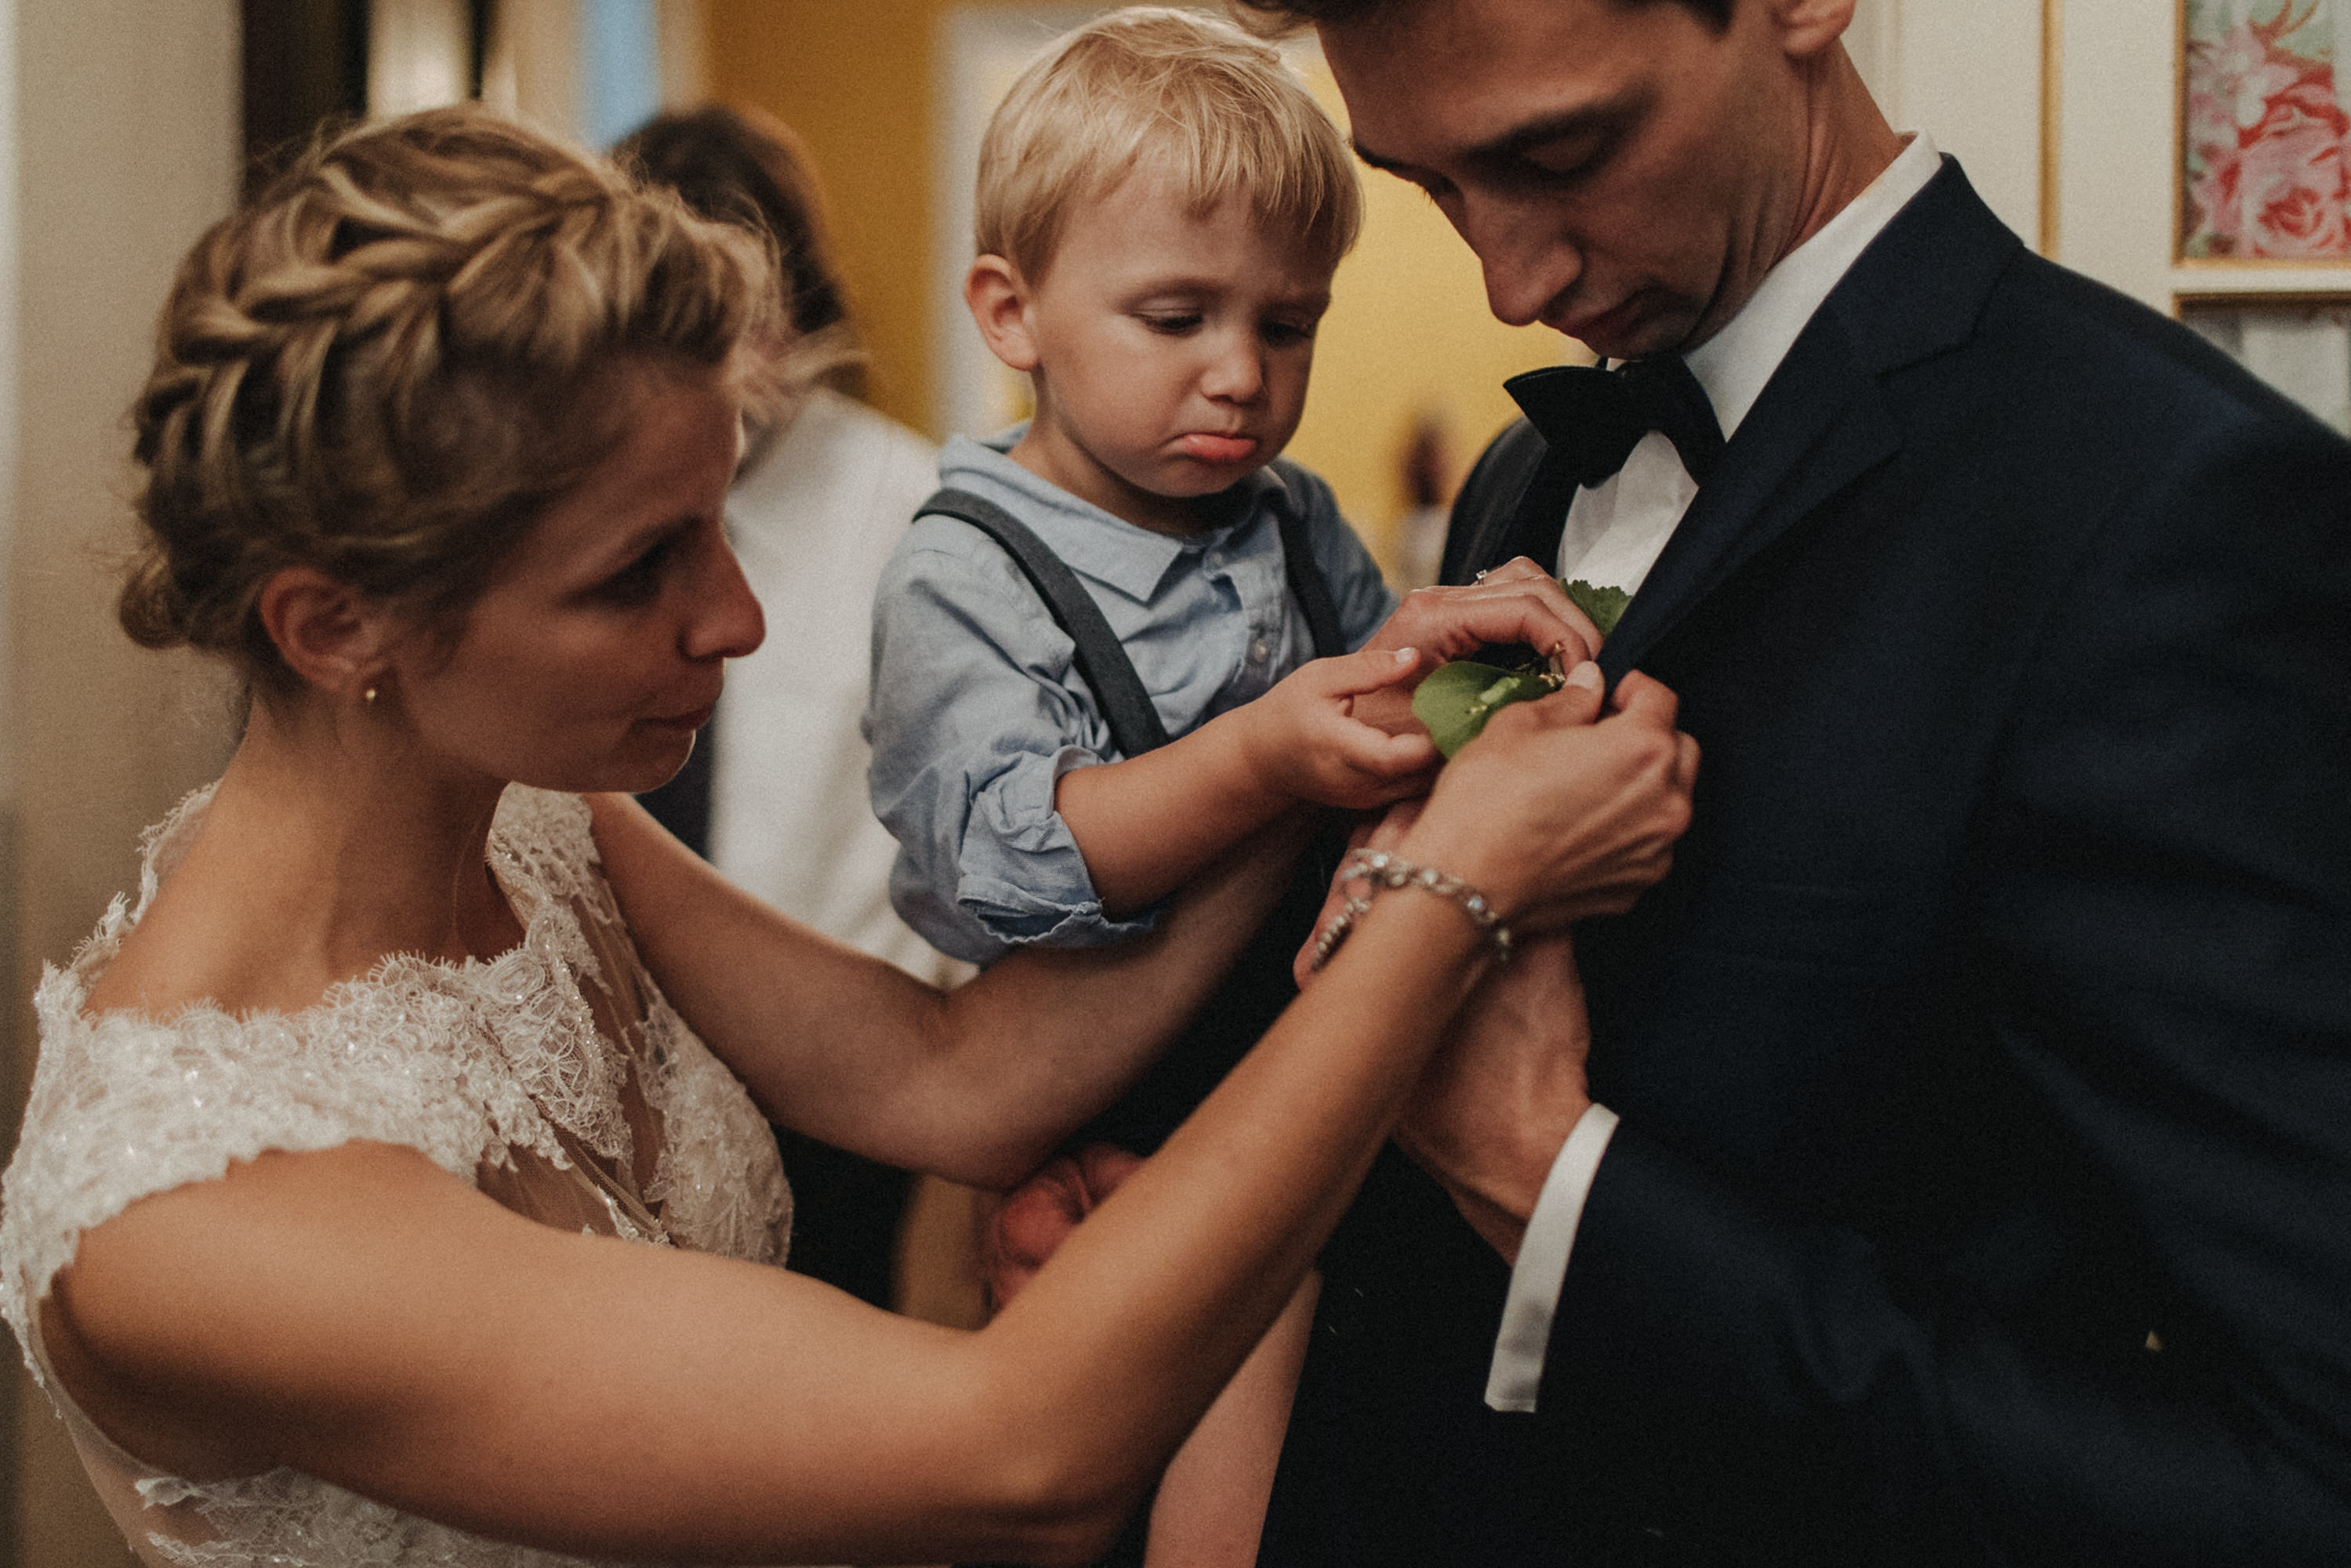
[1261,160,2351,1565]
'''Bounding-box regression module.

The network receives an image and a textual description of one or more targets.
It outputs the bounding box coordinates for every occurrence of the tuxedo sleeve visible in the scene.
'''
[1539,412,2351,1563]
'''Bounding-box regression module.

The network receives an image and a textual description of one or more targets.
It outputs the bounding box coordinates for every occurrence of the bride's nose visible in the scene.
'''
[683,532,764,661]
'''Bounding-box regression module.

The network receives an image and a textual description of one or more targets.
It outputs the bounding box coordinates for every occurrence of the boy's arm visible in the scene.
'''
[1054,644,1434,916]
[867,528,1156,964]
[869,524,1595,949]
[1058,554,1600,914]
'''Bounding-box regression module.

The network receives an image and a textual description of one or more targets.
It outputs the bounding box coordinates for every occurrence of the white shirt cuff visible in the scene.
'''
[1483,1102,1620,1413]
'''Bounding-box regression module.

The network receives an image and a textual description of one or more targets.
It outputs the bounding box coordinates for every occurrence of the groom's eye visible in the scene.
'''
[1512,128,1617,186]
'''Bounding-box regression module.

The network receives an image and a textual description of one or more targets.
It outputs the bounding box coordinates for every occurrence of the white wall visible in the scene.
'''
[1846,0,2048,250]
[5,3,241,1563]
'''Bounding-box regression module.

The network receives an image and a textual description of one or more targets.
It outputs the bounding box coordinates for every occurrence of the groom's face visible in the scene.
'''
[1320,0,1826,361]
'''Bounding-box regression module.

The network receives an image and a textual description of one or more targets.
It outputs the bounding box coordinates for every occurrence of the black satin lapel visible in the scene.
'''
[1492,445,1584,573]
[1602,318,1902,679]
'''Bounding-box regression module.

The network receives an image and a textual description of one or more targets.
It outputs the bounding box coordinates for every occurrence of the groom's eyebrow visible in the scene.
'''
[1353,91,1653,177]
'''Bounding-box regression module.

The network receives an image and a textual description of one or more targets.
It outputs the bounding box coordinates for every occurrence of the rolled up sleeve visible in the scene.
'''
[866,522,1163,967]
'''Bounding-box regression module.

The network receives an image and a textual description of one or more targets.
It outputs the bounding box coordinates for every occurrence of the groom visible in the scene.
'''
[1224,0,2351,1561]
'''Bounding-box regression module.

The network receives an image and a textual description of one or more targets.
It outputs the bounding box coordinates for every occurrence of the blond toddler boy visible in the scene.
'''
[865,9,1427,1563]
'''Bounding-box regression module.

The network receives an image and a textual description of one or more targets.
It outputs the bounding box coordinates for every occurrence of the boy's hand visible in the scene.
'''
[1354,559,1602,737]
[1240,645,1440,810]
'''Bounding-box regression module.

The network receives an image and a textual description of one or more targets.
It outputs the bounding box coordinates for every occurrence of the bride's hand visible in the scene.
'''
[1399,666,1697,937]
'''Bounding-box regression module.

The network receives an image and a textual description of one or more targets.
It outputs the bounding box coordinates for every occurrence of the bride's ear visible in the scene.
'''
[256,566,394,701]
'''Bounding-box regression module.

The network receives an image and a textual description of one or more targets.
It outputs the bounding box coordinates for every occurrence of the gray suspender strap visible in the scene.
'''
[917,477,1353,760]
[917,488,1173,758]
[1269,463,1348,659]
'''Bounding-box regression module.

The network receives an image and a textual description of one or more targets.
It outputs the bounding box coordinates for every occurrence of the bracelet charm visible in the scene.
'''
[1308,848,1512,971]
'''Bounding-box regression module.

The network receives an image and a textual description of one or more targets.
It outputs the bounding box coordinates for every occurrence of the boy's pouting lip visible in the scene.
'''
[1179,431,1258,464]
[963,159,1336,538]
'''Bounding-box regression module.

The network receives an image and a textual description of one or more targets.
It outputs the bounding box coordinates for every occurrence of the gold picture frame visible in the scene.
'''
[2178,0,2351,266]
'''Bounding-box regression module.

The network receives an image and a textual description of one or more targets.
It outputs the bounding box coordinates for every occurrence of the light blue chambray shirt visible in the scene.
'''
[865,431,1396,966]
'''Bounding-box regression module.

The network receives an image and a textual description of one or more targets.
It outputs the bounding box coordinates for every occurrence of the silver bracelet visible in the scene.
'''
[1308,848,1512,972]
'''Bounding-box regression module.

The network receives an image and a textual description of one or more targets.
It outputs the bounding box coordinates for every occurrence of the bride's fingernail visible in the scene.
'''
[1394,647,1417,664]
[1564,661,1604,691]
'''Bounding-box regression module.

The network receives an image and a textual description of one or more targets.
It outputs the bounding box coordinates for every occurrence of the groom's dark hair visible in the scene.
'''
[1229,0,1733,34]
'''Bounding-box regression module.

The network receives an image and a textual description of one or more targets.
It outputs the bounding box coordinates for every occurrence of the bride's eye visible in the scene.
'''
[597,536,677,604]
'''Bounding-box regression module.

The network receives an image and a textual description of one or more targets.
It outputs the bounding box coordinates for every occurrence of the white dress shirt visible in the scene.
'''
[709,387,969,987]
[1486,133,1946,1412]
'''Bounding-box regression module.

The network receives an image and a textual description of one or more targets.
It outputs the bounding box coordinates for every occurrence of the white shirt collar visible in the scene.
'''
[1683,132,1943,439]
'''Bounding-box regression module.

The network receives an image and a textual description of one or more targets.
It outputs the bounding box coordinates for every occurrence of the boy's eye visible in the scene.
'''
[1139,312,1203,335]
[1261,318,1319,347]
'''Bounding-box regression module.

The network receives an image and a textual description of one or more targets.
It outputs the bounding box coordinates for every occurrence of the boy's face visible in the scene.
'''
[983,165,1335,535]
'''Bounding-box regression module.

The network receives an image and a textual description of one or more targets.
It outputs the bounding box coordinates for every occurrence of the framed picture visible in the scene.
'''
[2179,290,2351,427]
[2182,0,2351,260]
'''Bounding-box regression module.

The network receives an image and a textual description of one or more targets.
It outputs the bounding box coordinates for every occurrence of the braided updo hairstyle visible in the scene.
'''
[121,106,782,693]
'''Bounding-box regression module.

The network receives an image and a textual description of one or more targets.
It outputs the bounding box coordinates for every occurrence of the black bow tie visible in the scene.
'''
[1505,357,1725,488]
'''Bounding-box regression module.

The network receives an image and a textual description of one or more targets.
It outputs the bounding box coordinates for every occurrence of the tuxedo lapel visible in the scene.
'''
[1600,311,1899,677]
[1589,160,2023,680]
[1449,429,1581,583]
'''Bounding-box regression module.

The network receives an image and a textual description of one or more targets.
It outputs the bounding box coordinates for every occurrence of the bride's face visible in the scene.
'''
[390,365,764,795]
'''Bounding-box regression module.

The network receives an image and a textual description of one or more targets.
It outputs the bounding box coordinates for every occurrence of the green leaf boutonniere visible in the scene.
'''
[1408,579,1631,758]
[1562,579,1631,638]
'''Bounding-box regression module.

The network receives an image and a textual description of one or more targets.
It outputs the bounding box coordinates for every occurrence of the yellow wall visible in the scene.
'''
[705,1,1583,572]
[707,0,969,437]
[1285,50,1580,565]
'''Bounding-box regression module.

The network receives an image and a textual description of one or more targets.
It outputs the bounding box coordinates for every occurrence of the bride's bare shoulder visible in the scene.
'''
[79,823,338,1023]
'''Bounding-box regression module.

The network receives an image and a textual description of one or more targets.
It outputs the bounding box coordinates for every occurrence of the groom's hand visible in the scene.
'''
[1351,558,1600,738]
[1395,935,1594,1265]
[981,1143,1143,1310]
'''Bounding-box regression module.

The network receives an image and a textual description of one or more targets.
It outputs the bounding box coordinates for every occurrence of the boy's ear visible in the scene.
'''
[965,255,1042,374]
[256,565,397,701]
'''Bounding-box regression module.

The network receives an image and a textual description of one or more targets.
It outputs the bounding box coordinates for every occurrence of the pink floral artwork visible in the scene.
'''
[2185,1,2351,257]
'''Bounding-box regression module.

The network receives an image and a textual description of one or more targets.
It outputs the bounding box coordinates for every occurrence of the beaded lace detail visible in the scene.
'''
[0,785,792,1566]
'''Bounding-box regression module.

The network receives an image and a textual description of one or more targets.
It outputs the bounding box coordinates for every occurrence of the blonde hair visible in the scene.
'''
[974,5,1362,281]
[122,106,782,692]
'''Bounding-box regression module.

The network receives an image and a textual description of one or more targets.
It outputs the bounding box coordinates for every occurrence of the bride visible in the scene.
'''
[0,108,1695,1566]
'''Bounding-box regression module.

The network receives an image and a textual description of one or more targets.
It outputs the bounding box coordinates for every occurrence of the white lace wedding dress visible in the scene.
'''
[0,785,795,1566]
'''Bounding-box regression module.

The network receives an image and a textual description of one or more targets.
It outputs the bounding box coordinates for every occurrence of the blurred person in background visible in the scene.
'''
[619,105,960,1311]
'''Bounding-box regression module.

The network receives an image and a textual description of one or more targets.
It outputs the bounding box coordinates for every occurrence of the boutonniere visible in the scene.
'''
[1411,579,1631,757]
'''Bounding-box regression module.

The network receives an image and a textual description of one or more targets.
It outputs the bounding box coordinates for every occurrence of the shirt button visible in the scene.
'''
[1250,637,1271,662]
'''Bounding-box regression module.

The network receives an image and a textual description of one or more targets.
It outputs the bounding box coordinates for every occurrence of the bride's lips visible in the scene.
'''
[1179,432,1258,463]
[644,700,717,733]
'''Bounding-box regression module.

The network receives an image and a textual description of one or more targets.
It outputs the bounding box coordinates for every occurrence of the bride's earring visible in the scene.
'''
[362,684,380,706]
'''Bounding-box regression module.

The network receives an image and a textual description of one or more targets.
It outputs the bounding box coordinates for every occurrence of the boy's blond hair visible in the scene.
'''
[975,6,1362,281]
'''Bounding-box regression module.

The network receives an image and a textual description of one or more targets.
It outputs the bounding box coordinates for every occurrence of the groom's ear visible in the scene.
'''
[1767,0,1859,60]
[965,255,1043,374]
